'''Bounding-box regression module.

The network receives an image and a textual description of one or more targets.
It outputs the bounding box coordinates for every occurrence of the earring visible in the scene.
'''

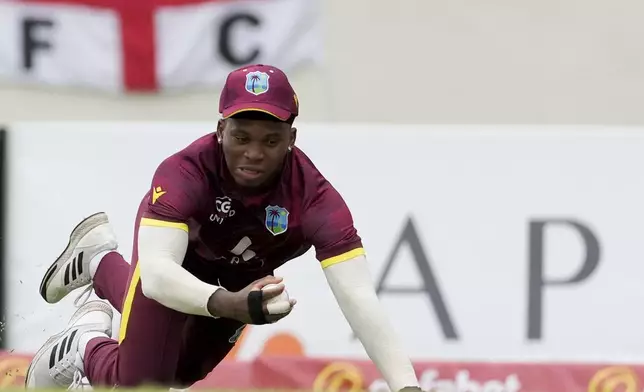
[217,137,222,144]
[288,146,292,152]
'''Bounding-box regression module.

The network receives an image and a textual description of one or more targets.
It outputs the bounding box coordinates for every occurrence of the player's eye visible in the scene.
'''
[234,136,249,144]
[265,139,279,147]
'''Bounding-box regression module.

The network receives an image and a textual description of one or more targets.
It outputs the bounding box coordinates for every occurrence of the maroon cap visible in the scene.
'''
[219,64,299,121]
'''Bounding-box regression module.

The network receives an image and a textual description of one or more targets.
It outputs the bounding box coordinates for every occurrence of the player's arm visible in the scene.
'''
[136,156,224,318]
[137,157,286,322]
[137,221,223,317]
[304,188,420,392]
[138,222,288,322]
[323,256,419,392]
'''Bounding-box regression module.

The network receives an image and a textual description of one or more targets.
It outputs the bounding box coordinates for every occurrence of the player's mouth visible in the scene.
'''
[237,167,264,180]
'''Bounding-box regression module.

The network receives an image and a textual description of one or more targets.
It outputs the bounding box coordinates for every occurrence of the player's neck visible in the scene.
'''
[220,154,291,200]
[240,178,277,196]
[224,163,285,200]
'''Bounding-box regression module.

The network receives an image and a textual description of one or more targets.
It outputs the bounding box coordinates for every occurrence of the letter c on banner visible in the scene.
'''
[587,366,638,392]
[313,362,363,392]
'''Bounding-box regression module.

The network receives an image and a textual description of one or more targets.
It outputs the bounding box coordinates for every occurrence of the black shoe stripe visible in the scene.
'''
[66,330,77,353]
[49,344,58,368]
[58,337,68,361]
[72,259,77,280]
[77,252,84,275]
[64,264,70,286]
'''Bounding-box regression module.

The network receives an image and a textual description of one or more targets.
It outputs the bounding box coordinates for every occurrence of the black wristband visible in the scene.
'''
[247,290,268,324]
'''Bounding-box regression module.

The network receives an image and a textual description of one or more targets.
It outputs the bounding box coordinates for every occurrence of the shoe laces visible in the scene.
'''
[68,370,85,390]
[73,285,94,308]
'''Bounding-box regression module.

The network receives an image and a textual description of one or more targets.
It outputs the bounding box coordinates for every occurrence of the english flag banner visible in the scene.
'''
[0,0,321,93]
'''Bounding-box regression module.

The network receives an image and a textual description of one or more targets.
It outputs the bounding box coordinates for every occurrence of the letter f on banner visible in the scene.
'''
[22,18,55,71]
[527,219,601,340]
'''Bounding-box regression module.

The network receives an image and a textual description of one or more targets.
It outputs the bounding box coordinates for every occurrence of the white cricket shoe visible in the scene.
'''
[25,300,113,389]
[40,212,118,305]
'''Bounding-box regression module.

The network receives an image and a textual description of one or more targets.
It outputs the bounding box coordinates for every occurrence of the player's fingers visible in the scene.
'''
[265,299,292,315]
[260,283,285,300]
[265,312,290,323]
[251,275,283,290]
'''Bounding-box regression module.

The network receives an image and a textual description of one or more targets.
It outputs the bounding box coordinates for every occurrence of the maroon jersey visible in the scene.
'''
[140,133,363,284]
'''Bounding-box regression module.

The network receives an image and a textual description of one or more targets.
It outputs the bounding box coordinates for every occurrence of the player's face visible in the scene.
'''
[218,117,296,188]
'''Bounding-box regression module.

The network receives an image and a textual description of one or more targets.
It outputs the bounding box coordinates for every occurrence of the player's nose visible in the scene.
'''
[243,145,264,161]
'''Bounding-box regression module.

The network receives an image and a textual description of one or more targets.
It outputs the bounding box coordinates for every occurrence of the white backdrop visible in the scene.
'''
[6,123,644,363]
[2,0,644,123]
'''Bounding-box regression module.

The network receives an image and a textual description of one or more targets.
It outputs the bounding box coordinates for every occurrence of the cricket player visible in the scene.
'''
[25,64,420,391]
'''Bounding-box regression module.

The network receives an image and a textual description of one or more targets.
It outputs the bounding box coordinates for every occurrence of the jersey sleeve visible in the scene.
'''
[141,155,206,232]
[302,184,364,269]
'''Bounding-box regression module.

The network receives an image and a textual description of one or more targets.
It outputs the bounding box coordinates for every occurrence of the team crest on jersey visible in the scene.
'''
[264,205,289,236]
[245,71,269,96]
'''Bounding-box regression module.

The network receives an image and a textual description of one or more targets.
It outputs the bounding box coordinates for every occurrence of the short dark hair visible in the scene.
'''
[231,111,295,125]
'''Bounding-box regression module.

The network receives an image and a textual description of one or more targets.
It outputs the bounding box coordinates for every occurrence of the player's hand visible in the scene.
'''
[207,275,296,324]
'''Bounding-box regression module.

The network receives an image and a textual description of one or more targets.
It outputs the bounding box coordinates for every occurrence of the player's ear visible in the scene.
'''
[216,119,225,143]
[289,127,297,149]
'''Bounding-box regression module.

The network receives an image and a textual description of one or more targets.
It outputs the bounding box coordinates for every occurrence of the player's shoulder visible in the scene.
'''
[155,133,218,181]
[289,147,344,208]
[146,133,218,217]
[289,148,361,250]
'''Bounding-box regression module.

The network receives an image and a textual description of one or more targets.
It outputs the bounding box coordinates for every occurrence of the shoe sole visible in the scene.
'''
[39,212,109,303]
[24,301,113,389]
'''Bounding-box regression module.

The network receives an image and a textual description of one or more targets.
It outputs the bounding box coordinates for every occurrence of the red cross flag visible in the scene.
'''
[0,0,321,93]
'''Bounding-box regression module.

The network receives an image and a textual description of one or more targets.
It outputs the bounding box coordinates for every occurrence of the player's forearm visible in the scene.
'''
[138,224,223,318]
[140,256,222,317]
[323,256,419,391]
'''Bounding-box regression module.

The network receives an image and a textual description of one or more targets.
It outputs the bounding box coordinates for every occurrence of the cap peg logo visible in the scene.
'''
[245,71,270,96]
